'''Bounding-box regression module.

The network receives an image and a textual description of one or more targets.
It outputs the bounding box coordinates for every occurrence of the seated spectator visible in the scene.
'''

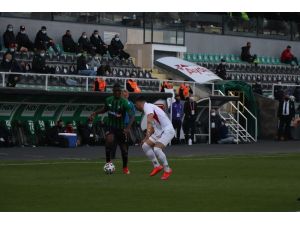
[217,120,236,144]
[77,52,97,76]
[109,34,130,59]
[281,45,299,66]
[3,24,16,49]
[64,121,75,133]
[5,43,17,58]
[98,63,111,76]
[178,82,193,100]
[16,26,34,52]
[215,59,227,80]
[78,32,95,55]
[90,30,108,56]
[126,78,141,93]
[46,119,66,147]
[0,52,21,87]
[241,42,257,63]
[93,77,107,92]
[62,30,78,53]
[78,118,96,146]
[32,50,53,74]
[252,79,263,95]
[34,26,59,54]
[89,55,101,72]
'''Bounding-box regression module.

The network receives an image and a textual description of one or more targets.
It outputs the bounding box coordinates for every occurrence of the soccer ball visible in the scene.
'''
[103,162,116,174]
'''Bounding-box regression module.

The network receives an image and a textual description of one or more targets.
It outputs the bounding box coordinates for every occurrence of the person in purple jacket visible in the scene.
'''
[171,94,184,144]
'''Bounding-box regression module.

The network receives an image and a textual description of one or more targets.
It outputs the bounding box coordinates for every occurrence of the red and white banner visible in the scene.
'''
[156,57,221,83]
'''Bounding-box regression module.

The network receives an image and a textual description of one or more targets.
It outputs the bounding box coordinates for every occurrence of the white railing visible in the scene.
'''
[0,71,215,94]
[214,89,257,142]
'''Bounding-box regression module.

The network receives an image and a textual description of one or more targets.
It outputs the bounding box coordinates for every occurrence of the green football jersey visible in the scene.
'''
[104,96,133,129]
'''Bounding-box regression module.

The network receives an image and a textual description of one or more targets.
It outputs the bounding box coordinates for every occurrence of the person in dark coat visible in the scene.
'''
[78,118,96,146]
[252,79,263,95]
[76,52,97,76]
[183,96,197,143]
[3,24,16,49]
[62,30,78,53]
[16,26,34,52]
[277,94,295,141]
[241,42,257,63]
[293,82,300,102]
[32,50,52,74]
[46,120,66,147]
[90,30,108,56]
[215,58,227,80]
[0,52,21,87]
[78,32,95,55]
[34,26,59,54]
[16,25,34,52]
[109,34,130,59]
[210,109,222,144]
[274,79,284,101]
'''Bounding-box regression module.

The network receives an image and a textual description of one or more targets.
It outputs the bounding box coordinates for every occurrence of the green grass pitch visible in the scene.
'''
[0,154,300,212]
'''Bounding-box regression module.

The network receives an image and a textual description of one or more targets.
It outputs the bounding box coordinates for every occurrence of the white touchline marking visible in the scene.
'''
[0,154,295,167]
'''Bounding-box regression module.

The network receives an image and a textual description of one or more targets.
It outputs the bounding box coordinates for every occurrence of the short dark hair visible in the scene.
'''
[287,45,291,49]
[135,96,146,103]
[113,83,121,89]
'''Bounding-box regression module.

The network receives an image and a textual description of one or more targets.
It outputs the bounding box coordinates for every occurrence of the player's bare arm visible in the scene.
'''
[141,113,155,143]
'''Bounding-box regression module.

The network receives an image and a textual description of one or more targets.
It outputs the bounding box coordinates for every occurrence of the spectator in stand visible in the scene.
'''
[62,30,78,53]
[34,26,59,54]
[16,26,34,52]
[281,45,299,66]
[277,94,295,141]
[78,32,95,55]
[172,94,184,144]
[161,80,173,92]
[109,34,130,59]
[217,120,236,144]
[215,59,227,80]
[126,78,141,93]
[252,79,263,95]
[89,54,101,72]
[241,42,257,63]
[77,52,97,76]
[183,96,197,144]
[3,24,16,49]
[178,82,193,100]
[98,63,111,76]
[90,30,108,56]
[5,43,17,58]
[32,50,52,74]
[274,79,285,101]
[0,52,21,87]
[93,77,107,92]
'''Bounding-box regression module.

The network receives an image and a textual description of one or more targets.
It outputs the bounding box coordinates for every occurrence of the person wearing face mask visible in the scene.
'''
[215,59,227,80]
[210,109,222,144]
[62,30,78,53]
[0,52,21,87]
[90,30,108,56]
[32,50,52,74]
[3,24,16,49]
[89,55,101,72]
[16,26,34,52]
[34,26,59,54]
[77,52,97,76]
[171,94,184,144]
[277,94,295,141]
[109,34,130,60]
[217,120,236,144]
[78,118,97,146]
[78,32,95,55]
[183,96,197,144]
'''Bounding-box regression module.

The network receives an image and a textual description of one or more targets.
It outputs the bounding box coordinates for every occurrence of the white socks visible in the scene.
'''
[153,147,170,172]
[142,143,160,167]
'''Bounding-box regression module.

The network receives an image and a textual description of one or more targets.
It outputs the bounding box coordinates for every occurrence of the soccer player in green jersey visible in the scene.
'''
[90,83,135,174]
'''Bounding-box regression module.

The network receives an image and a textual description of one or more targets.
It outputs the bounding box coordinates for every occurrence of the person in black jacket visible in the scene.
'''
[32,50,52,74]
[277,94,295,141]
[90,30,108,56]
[109,34,130,59]
[252,79,263,95]
[46,120,67,147]
[3,24,16,49]
[215,59,227,80]
[34,26,59,54]
[16,25,34,52]
[0,52,21,87]
[78,32,95,55]
[76,52,97,76]
[78,118,96,146]
[183,96,197,144]
[62,30,78,53]
[241,42,257,63]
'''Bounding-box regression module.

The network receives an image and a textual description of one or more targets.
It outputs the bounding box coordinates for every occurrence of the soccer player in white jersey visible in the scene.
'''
[135,96,175,180]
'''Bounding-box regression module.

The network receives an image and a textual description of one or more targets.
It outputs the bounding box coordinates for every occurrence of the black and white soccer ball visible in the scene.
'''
[103,162,116,174]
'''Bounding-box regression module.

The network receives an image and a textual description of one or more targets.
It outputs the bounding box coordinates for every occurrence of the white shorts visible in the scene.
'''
[149,126,175,147]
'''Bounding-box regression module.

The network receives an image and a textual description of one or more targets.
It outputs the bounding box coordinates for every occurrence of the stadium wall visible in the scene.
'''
[1,17,300,57]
